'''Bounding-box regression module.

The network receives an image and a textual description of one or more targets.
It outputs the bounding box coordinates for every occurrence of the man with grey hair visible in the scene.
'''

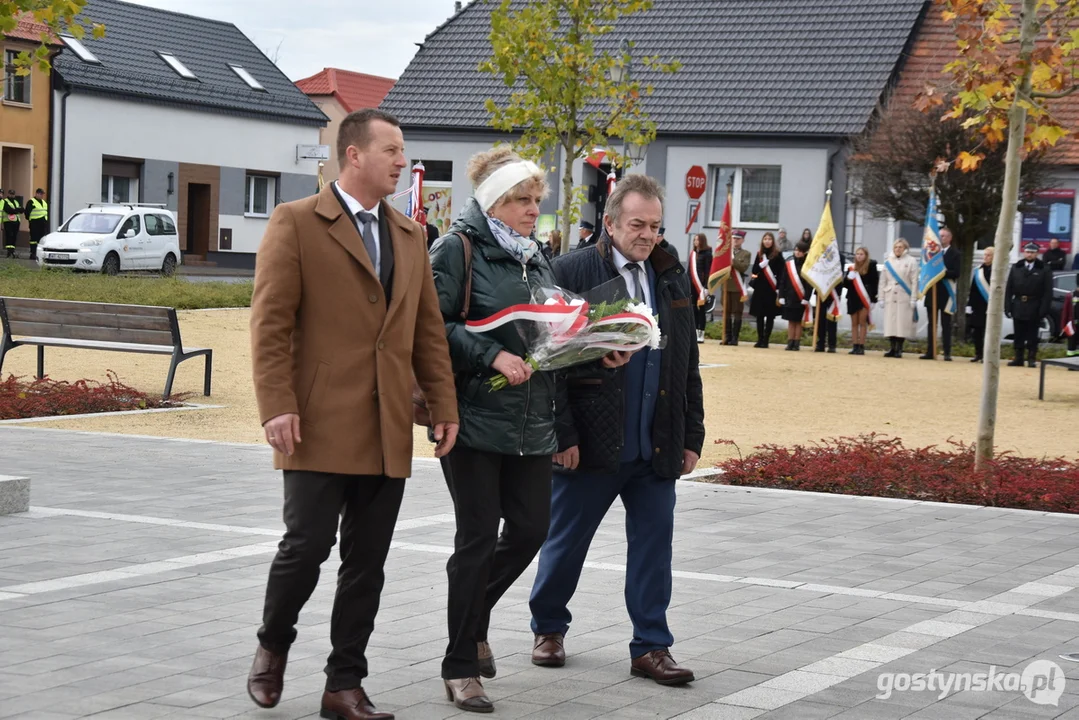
[529,174,705,686]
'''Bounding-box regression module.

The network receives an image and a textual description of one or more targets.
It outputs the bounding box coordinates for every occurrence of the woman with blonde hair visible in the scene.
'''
[844,247,879,355]
[429,146,558,712]
[879,238,919,358]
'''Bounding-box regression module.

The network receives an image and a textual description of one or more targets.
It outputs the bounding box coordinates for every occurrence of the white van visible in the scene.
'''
[37,203,183,276]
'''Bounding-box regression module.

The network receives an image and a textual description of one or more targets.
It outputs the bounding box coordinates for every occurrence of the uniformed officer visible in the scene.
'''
[722,229,752,345]
[1005,242,1054,368]
[25,188,48,261]
[2,188,23,258]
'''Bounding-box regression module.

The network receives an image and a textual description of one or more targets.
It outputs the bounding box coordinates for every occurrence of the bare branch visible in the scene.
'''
[1030,85,1079,100]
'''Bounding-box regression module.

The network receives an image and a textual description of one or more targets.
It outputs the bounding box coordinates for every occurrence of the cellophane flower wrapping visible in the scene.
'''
[473,278,666,391]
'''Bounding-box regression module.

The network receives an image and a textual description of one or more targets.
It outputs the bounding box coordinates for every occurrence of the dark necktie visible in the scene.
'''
[626,263,643,302]
[356,210,379,274]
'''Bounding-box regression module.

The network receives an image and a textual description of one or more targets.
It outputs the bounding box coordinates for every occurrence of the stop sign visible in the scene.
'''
[685,166,707,199]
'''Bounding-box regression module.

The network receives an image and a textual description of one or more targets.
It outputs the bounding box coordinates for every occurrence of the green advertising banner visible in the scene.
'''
[536,214,556,244]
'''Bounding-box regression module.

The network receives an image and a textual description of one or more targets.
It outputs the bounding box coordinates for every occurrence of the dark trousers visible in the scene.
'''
[1013,318,1040,358]
[3,222,17,252]
[755,315,775,343]
[694,302,708,332]
[258,470,405,691]
[970,323,985,358]
[723,291,745,342]
[815,317,838,350]
[28,219,47,256]
[441,446,551,679]
[927,308,953,356]
[530,460,676,659]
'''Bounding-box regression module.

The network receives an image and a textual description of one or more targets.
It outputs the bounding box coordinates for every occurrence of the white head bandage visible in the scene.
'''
[474,160,543,212]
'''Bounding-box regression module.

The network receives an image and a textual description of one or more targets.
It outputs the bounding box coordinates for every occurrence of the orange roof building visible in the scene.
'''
[295,69,396,181]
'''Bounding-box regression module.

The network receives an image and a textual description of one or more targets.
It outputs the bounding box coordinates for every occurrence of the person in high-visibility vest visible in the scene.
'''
[1,189,23,258]
[24,188,48,261]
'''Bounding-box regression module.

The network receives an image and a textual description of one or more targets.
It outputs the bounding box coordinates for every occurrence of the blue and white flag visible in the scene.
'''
[917,189,945,300]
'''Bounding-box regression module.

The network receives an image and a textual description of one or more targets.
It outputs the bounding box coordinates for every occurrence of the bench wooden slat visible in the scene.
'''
[6,321,175,346]
[1,297,171,318]
[6,307,174,332]
[13,337,179,354]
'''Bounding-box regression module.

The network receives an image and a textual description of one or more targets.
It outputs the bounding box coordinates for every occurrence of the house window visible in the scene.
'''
[3,50,30,104]
[59,35,100,64]
[245,174,276,217]
[708,166,782,228]
[101,175,138,204]
[229,64,265,91]
[158,52,197,80]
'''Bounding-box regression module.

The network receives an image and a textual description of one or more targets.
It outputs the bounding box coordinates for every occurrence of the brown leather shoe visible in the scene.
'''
[320,688,394,720]
[444,677,493,713]
[246,644,287,708]
[531,632,565,667]
[630,649,695,686]
[477,641,496,679]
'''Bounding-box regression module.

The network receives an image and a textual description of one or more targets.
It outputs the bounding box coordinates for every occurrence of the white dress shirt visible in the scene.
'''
[612,246,653,308]
[335,181,381,276]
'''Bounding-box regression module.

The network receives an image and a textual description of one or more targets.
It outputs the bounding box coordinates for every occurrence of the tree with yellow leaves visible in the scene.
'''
[919,0,1078,469]
[480,0,680,254]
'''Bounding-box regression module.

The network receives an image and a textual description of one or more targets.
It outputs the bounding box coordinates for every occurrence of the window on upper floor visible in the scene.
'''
[229,64,266,91]
[158,52,197,80]
[3,50,31,105]
[59,35,100,64]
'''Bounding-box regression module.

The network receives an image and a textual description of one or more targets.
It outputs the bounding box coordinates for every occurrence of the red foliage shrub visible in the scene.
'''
[711,434,1079,514]
[0,372,186,420]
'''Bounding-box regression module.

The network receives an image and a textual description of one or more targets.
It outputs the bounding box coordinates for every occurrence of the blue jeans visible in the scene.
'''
[528,459,676,658]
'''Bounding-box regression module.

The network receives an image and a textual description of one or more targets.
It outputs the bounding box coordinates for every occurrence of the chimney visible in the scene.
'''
[454,1,462,13]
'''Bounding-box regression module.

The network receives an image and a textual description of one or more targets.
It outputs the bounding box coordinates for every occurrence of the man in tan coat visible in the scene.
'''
[722,229,752,345]
[246,108,459,720]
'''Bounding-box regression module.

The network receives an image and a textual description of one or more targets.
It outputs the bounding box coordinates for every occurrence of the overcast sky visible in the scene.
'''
[123,0,466,81]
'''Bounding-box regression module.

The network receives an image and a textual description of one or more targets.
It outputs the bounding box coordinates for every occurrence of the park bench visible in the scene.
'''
[0,297,211,400]
[1038,356,1079,400]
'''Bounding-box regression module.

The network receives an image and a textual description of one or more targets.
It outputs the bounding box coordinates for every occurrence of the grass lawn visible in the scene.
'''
[0,263,252,309]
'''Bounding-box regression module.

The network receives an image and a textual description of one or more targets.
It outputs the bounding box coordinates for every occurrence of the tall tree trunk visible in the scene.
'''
[560,134,576,255]
[974,0,1037,470]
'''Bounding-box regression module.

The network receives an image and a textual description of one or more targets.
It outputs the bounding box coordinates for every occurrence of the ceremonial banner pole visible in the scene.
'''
[932,289,938,360]
[722,290,728,343]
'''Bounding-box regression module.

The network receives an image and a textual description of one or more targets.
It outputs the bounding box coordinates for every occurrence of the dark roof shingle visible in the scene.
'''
[382,0,929,136]
[54,0,326,126]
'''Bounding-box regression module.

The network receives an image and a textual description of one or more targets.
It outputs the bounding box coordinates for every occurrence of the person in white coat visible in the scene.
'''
[879,238,919,358]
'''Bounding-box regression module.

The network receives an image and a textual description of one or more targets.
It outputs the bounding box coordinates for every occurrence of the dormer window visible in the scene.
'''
[229,64,266,91]
[60,35,100,64]
[158,52,197,80]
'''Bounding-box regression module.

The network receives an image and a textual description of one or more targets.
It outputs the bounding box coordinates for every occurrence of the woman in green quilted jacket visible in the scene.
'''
[428,146,558,713]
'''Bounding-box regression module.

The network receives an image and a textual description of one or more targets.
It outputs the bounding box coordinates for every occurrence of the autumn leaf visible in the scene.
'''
[956,151,984,172]
[1029,123,1069,147]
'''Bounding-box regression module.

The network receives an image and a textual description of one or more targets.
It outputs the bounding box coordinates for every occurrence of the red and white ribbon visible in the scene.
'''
[758,258,777,291]
[786,259,810,323]
[732,272,748,302]
[1065,321,1075,338]
[465,299,586,336]
[689,250,706,302]
[848,265,873,327]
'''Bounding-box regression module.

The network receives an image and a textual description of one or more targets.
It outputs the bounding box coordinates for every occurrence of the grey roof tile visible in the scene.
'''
[54,0,326,126]
[381,0,928,136]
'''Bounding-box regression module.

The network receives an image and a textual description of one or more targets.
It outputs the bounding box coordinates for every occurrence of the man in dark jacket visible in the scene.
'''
[657,226,680,261]
[576,220,596,249]
[966,247,994,363]
[2,188,22,258]
[1042,238,1067,271]
[529,174,705,686]
[920,227,961,361]
[1006,242,1054,367]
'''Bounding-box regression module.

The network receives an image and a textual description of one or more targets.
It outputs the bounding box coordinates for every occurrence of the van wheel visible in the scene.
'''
[102,252,120,276]
[161,253,177,277]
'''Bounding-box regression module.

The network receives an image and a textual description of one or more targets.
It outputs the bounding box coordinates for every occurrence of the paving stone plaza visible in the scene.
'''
[3,426,1079,719]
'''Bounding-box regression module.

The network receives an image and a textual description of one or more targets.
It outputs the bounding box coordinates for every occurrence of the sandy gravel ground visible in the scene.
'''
[3,308,1076,465]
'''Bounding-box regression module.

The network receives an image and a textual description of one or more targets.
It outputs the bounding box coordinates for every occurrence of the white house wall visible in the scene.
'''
[54,92,321,260]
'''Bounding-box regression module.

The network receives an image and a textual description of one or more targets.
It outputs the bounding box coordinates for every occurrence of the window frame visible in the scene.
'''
[229,64,266,91]
[59,35,101,64]
[244,173,277,218]
[101,175,139,204]
[3,49,31,105]
[158,51,198,80]
[705,165,783,231]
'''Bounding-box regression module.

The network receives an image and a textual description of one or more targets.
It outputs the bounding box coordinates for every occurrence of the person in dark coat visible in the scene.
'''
[777,240,812,350]
[689,232,712,342]
[813,249,847,353]
[1042,238,1067,271]
[966,247,994,363]
[529,174,704,688]
[2,188,22,258]
[657,226,680,261]
[749,231,783,347]
[576,220,597,249]
[844,247,879,355]
[920,227,961,361]
[1005,242,1054,367]
[424,206,440,249]
[429,147,559,713]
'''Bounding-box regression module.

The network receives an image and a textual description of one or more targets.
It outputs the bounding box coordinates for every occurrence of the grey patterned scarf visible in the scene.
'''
[485,215,540,265]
